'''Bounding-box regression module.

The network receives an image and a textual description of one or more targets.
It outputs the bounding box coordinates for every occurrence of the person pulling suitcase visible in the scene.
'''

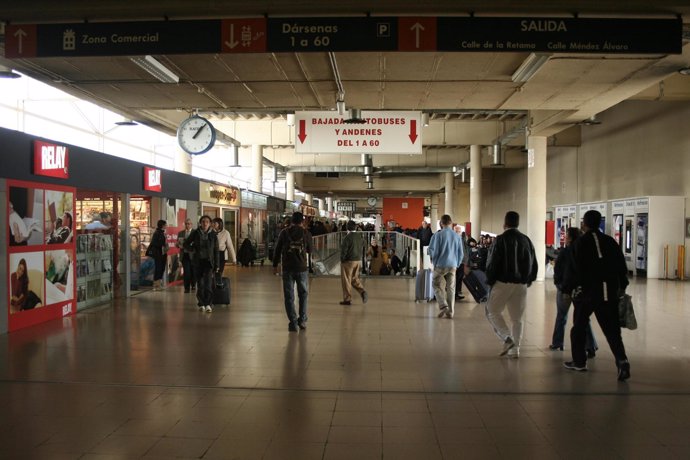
[427,214,464,319]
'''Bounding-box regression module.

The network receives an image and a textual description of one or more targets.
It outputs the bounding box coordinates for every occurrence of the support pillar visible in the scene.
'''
[327,196,334,213]
[174,147,192,174]
[305,193,313,206]
[444,172,454,218]
[251,145,263,192]
[318,198,326,212]
[430,194,439,231]
[469,145,482,238]
[286,172,295,201]
[527,135,547,281]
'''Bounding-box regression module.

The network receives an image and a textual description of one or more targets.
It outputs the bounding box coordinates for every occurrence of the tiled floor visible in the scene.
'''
[1,266,690,459]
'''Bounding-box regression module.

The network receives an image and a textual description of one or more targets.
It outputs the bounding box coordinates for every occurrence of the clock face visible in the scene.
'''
[367,197,377,206]
[177,116,216,155]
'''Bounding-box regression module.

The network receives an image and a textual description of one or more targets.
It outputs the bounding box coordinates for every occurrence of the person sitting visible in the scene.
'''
[367,239,384,275]
[390,249,403,275]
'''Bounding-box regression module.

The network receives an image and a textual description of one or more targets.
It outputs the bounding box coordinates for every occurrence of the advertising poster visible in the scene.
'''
[164,198,187,285]
[6,180,76,332]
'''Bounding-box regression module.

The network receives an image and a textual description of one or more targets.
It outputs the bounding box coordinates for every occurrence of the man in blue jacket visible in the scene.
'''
[427,214,464,319]
[484,211,538,359]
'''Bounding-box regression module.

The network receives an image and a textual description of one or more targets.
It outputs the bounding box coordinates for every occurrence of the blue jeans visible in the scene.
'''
[282,271,309,326]
[552,289,598,350]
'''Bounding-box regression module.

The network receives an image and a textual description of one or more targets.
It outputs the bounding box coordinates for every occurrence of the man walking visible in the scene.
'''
[273,212,313,332]
[563,210,631,381]
[484,211,538,358]
[177,218,195,293]
[339,220,368,306]
[427,214,464,319]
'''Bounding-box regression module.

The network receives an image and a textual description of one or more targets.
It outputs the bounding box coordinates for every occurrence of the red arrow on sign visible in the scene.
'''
[408,120,418,144]
[298,120,307,143]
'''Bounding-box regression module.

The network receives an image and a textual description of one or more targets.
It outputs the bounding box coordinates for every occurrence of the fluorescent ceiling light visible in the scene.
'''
[0,65,21,79]
[511,53,551,83]
[130,55,179,83]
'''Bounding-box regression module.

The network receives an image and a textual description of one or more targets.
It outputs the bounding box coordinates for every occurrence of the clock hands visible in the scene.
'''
[192,123,207,139]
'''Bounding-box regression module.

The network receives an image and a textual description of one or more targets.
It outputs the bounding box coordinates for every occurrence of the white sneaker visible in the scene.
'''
[507,347,520,359]
[205,305,212,313]
[198,305,204,311]
[437,307,448,318]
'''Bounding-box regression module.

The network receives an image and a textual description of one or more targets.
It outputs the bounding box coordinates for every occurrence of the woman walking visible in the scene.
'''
[147,219,168,291]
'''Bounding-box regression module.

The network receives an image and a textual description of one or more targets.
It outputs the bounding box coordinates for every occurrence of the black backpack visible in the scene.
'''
[284,229,306,266]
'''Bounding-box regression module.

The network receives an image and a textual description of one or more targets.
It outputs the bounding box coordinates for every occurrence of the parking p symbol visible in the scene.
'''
[377,23,390,37]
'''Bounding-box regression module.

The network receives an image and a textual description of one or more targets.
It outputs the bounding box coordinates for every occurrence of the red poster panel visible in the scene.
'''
[7,180,76,332]
[545,220,555,246]
[33,140,69,179]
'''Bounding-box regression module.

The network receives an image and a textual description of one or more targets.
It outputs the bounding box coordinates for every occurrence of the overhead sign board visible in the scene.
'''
[294,111,422,155]
[436,17,680,54]
[5,17,681,58]
[266,17,397,52]
[143,166,162,192]
[336,201,357,212]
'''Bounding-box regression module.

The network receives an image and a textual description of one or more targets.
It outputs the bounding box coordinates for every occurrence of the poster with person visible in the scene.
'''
[8,187,44,246]
[45,189,74,244]
[9,252,45,314]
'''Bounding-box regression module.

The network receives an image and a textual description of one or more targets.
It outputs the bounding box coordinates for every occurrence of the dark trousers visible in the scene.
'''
[153,256,166,281]
[571,296,627,366]
[195,263,214,306]
[181,254,195,290]
[455,264,465,294]
[282,271,308,326]
[552,290,598,350]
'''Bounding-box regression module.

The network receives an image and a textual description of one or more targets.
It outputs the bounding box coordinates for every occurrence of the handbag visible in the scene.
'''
[618,293,638,330]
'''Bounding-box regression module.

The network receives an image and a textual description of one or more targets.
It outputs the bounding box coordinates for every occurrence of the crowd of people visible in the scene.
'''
[139,208,631,383]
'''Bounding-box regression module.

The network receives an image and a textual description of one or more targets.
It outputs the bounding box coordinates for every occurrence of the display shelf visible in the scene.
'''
[76,233,113,309]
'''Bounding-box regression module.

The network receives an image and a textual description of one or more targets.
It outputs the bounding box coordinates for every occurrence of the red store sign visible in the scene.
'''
[33,140,69,179]
[144,166,162,192]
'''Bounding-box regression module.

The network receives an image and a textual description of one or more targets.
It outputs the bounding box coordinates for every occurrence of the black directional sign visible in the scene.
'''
[266,17,398,52]
[5,16,682,58]
[437,17,682,54]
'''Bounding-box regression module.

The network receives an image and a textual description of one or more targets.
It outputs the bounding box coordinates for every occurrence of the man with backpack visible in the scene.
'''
[273,212,314,332]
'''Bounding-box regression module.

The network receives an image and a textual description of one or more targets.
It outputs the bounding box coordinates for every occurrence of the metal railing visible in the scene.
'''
[310,231,421,277]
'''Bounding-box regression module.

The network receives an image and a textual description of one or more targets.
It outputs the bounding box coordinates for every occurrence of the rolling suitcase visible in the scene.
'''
[415,269,434,302]
[213,276,231,306]
[463,270,489,303]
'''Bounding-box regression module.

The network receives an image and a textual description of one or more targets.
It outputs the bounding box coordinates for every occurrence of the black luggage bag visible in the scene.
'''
[463,270,489,303]
[213,276,231,306]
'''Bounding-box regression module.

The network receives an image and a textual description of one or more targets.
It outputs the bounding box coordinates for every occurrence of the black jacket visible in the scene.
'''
[485,228,538,286]
[553,245,573,291]
[183,228,220,271]
[419,226,433,247]
[566,230,628,302]
[273,225,313,273]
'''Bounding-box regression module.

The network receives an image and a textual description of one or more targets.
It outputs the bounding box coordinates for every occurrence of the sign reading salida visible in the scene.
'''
[33,140,69,179]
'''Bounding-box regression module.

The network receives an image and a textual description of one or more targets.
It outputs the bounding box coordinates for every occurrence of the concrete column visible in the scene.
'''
[286,171,295,201]
[527,135,547,281]
[469,144,482,238]
[430,194,439,231]
[251,145,263,192]
[318,198,326,212]
[444,172,454,218]
[326,196,334,213]
[305,193,313,206]
[174,147,192,174]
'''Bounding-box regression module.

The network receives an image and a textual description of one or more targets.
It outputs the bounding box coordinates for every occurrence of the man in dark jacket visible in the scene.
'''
[418,221,433,251]
[273,212,313,332]
[563,210,630,381]
[484,211,538,359]
[183,215,220,312]
[339,220,368,306]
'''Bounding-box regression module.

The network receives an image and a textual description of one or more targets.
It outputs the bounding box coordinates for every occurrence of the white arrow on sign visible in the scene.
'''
[410,22,425,49]
[224,24,239,49]
[14,28,28,54]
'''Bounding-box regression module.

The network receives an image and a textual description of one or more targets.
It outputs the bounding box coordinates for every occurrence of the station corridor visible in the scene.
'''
[1,267,690,459]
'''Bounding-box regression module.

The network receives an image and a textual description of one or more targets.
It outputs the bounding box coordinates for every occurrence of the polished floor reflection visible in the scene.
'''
[1,267,690,459]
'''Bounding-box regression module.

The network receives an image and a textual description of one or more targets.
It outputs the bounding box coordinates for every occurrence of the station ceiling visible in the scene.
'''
[2,1,690,197]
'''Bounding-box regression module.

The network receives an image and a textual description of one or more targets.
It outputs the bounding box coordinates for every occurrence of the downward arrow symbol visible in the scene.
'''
[224,24,239,49]
[408,120,418,144]
[298,120,307,143]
